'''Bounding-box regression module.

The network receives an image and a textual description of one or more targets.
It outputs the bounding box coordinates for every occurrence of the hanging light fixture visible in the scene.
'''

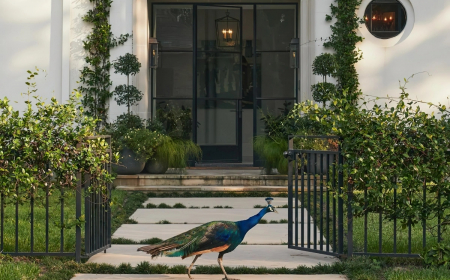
[215,10,240,48]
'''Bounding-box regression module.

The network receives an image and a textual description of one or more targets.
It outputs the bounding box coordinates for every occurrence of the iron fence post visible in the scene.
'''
[337,141,344,255]
[75,170,82,263]
[287,136,294,247]
[347,182,353,257]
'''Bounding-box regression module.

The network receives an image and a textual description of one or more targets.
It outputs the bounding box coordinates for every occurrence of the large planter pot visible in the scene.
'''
[113,148,146,175]
[144,159,169,174]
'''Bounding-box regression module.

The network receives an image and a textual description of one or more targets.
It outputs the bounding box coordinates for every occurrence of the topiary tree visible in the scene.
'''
[113,53,143,115]
[311,53,337,106]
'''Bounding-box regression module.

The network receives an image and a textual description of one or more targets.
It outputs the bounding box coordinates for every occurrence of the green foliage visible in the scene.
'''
[157,203,172,208]
[311,82,337,104]
[293,77,450,256]
[78,0,130,128]
[254,135,288,174]
[118,129,163,161]
[113,85,143,112]
[113,53,141,77]
[0,70,114,202]
[323,0,364,102]
[113,53,143,115]
[173,203,187,208]
[0,258,40,280]
[422,243,450,268]
[312,53,336,78]
[111,237,163,244]
[155,103,193,140]
[154,136,202,169]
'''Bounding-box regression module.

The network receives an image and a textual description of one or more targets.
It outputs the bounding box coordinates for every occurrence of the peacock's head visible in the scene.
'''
[265,197,278,214]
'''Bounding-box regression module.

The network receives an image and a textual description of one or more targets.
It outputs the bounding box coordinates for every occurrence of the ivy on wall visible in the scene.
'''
[324,0,364,103]
[78,0,130,129]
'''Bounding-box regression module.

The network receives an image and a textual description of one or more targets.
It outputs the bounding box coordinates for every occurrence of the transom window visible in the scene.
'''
[364,0,407,39]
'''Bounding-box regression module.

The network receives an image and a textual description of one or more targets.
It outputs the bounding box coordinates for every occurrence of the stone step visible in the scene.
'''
[142,197,290,209]
[117,185,288,192]
[113,224,323,245]
[72,274,346,280]
[129,209,312,224]
[87,245,338,268]
[114,173,289,187]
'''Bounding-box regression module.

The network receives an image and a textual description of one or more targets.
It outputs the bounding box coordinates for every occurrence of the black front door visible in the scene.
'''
[195,5,243,162]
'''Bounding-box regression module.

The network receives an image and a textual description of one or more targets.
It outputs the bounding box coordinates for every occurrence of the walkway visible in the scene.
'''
[75,197,342,279]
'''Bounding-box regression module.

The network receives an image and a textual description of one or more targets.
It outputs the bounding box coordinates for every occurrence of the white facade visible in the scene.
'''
[1,0,450,116]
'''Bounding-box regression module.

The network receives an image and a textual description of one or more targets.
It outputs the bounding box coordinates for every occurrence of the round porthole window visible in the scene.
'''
[364,0,407,39]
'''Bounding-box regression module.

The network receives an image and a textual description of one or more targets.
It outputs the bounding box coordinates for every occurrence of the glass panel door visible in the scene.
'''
[196,5,242,162]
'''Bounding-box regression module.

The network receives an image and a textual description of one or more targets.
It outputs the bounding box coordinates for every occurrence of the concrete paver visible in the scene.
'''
[113,224,323,245]
[72,274,346,280]
[143,197,290,209]
[87,245,338,268]
[130,209,314,224]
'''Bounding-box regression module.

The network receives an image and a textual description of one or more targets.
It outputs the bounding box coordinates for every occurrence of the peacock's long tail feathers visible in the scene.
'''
[137,243,180,258]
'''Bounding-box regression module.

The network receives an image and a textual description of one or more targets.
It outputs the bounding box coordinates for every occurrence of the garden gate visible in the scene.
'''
[284,135,345,257]
[285,135,446,258]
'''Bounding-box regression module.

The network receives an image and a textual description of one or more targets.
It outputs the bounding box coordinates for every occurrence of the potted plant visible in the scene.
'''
[113,128,162,175]
[144,106,202,174]
[110,53,151,175]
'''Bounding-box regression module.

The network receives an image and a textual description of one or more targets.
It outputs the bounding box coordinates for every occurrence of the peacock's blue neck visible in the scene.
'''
[236,208,268,237]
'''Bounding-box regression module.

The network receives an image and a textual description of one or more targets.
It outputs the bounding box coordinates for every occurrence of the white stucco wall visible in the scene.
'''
[0,0,65,112]
[308,0,450,112]
[356,0,450,111]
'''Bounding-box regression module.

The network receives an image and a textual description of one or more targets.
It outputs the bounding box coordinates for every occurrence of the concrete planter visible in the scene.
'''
[144,159,169,174]
[113,148,146,175]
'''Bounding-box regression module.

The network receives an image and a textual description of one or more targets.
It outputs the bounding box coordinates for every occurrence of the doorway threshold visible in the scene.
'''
[193,163,256,168]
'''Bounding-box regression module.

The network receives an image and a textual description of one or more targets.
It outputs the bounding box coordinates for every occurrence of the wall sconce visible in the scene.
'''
[149,38,159,69]
[290,38,299,69]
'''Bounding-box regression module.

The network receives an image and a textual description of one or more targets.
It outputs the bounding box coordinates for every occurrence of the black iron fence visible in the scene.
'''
[0,136,112,262]
[285,135,446,258]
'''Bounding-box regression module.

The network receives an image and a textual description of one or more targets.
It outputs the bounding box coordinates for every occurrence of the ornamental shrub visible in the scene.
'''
[0,70,115,201]
[292,77,450,240]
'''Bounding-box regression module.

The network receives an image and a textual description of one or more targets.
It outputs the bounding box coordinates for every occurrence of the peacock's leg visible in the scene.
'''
[218,253,239,280]
[187,254,202,279]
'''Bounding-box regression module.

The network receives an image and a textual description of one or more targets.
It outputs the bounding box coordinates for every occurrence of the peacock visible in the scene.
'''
[137,197,278,280]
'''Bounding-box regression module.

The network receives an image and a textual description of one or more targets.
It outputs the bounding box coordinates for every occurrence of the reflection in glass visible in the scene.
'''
[197,52,241,98]
[256,5,296,51]
[257,52,295,98]
[198,7,241,51]
[197,100,237,145]
[154,99,193,140]
[364,0,407,39]
[256,99,294,135]
[154,53,192,98]
[154,5,193,51]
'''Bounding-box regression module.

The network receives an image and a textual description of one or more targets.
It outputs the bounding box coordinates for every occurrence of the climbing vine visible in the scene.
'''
[324,0,364,103]
[78,0,130,129]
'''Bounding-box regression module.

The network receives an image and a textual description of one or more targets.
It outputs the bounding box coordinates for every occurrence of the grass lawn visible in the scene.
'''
[1,190,78,253]
[301,191,450,255]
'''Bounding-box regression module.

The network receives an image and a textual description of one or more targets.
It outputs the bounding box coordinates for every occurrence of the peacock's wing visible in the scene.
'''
[137,221,239,259]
